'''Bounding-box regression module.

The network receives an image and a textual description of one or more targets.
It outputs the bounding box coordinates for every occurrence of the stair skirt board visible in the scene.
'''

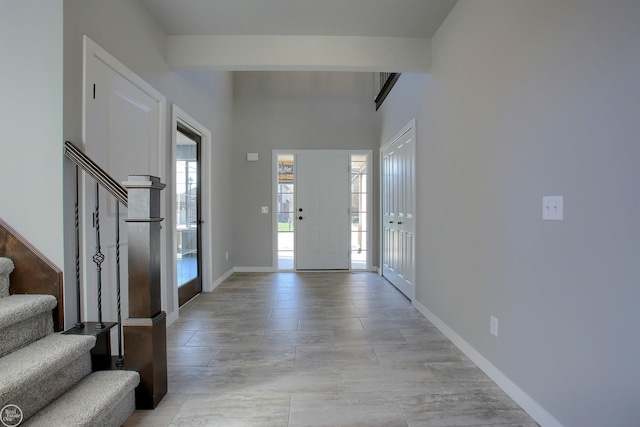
[4,353,92,420]
[23,371,139,427]
[0,311,53,358]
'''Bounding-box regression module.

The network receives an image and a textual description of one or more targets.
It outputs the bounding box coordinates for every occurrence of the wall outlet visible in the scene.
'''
[490,315,499,337]
[261,206,269,213]
[542,196,563,220]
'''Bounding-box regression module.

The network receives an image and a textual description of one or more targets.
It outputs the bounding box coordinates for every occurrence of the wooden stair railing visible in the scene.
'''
[64,141,167,409]
[375,72,401,111]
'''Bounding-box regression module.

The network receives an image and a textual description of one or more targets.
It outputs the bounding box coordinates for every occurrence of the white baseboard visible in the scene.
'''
[412,300,564,427]
[209,267,235,291]
[166,309,178,326]
[234,266,275,273]
[231,267,379,274]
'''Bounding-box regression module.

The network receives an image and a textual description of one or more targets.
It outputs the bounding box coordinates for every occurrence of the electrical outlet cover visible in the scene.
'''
[543,196,563,220]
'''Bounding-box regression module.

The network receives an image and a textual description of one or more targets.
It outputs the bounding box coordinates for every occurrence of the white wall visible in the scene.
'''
[232,71,380,269]
[378,1,640,426]
[63,0,234,324]
[0,0,64,268]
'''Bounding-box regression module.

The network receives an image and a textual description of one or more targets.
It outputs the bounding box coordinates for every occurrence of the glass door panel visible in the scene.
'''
[277,154,295,270]
[350,154,368,269]
[176,126,202,305]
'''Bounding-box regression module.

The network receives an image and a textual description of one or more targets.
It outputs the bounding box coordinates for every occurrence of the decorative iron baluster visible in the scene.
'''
[115,201,124,367]
[74,165,83,328]
[93,182,105,329]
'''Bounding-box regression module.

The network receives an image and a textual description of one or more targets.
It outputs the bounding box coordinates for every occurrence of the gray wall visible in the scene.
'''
[63,0,234,323]
[378,1,640,426]
[232,72,380,268]
[0,0,64,267]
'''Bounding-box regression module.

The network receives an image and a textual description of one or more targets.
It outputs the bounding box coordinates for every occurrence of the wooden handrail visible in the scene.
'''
[375,72,401,111]
[64,141,128,207]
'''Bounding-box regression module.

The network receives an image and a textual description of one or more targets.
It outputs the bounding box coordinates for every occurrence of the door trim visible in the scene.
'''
[171,106,212,317]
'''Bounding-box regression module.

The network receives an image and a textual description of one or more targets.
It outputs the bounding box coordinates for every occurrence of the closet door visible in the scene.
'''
[381,122,415,300]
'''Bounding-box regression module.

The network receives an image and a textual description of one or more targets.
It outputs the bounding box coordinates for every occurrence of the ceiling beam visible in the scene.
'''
[166,35,430,72]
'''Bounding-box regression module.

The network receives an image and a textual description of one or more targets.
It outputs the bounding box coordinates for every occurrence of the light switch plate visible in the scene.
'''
[543,196,563,220]
[490,316,499,337]
[261,206,269,213]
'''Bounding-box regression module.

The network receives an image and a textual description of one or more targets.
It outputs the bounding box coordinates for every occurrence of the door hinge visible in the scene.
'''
[93,84,96,99]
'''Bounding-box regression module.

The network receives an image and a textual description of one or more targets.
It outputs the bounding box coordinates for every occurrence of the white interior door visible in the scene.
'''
[296,151,350,270]
[83,38,165,343]
[382,122,416,299]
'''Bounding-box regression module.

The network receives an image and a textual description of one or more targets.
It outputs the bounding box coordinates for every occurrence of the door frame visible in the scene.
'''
[272,149,374,271]
[171,105,212,314]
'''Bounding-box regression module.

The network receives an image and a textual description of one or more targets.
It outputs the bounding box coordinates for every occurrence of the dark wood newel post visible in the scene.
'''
[122,175,167,409]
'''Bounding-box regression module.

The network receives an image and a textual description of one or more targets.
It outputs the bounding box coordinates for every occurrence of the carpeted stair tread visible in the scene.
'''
[23,370,140,427]
[0,257,14,298]
[0,294,57,329]
[0,333,96,399]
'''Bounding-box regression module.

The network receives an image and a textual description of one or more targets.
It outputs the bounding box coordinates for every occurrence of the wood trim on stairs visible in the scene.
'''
[0,217,64,331]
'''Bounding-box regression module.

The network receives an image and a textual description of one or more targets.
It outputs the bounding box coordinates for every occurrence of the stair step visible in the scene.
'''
[0,294,57,329]
[64,322,119,371]
[23,370,140,427]
[0,257,14,298]
[0,333,95,419]
[0,294,57,357]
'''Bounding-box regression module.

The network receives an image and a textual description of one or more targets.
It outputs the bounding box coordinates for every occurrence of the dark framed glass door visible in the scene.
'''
[176,125,202,306]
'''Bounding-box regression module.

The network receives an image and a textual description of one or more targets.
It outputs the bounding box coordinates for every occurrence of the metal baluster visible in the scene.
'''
[93,182,105,329]
[115,201,124,367]
[74,165,83,328]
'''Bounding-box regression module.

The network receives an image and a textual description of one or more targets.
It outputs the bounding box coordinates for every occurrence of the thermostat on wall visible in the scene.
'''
[247,153,259,161]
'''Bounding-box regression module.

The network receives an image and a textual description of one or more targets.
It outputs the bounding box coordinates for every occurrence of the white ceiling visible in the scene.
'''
[139,0,457,39]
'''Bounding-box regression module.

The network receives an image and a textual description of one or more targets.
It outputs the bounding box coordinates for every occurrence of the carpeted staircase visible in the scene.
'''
[0,257,139,427]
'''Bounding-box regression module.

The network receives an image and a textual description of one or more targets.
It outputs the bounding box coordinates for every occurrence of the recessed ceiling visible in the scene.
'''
[140,0,457,39]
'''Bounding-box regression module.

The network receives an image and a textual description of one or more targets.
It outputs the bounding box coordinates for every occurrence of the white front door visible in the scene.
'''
[83,37,165,335]
[295,151,350,270]
[381,121,416,299]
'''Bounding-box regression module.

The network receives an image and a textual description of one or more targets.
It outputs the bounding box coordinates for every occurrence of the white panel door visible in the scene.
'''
[382,123,415,299]
[296,151,350,270]
[83,39,164,337]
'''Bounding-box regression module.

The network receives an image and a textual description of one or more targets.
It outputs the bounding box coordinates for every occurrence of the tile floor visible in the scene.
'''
[123,272,539,427]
